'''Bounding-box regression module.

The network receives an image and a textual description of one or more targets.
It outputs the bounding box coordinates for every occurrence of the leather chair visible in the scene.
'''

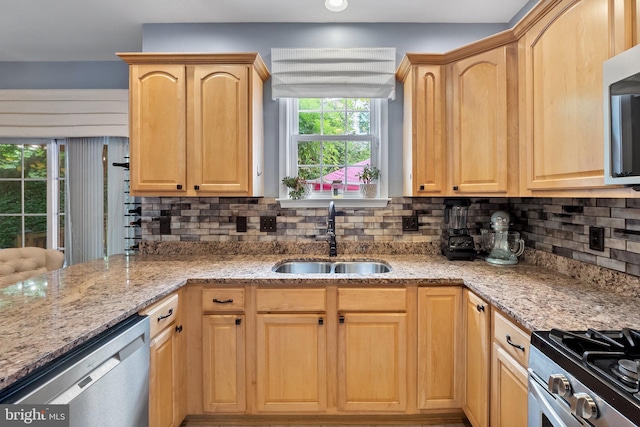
[0,247,65,286]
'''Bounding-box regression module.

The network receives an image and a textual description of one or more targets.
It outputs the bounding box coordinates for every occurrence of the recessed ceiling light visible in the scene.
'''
[325,0,348,12]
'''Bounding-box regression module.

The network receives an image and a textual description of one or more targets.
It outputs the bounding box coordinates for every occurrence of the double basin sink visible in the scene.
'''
[273,260,391,274]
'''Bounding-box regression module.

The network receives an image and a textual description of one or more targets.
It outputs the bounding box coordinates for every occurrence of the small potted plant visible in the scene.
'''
[356,165,381,198]
[282,176,310,199]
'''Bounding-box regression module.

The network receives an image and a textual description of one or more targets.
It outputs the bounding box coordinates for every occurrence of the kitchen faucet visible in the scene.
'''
[327,201,337,257]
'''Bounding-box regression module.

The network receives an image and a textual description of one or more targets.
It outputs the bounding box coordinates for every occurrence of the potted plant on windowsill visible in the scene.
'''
[282,176,311,199]
[356,165,380,198]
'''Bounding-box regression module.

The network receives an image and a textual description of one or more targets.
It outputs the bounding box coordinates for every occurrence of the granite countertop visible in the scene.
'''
[1,252,639,392]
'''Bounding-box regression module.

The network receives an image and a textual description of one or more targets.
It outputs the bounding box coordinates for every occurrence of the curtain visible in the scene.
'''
[65,137,105,265]
[107,137,129,256]
[271,48,396,99]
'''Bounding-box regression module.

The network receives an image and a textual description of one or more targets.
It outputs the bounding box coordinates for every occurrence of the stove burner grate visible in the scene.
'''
[584,351,640,394]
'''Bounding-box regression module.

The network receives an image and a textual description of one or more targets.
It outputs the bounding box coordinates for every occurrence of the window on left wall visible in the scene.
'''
[0,137,129,265]
[0,139,64,251]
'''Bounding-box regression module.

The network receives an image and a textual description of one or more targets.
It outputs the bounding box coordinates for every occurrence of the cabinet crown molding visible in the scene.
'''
[117,52,270,81]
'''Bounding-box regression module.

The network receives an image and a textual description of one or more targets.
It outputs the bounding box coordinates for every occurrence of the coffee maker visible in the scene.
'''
[441,199,476,261]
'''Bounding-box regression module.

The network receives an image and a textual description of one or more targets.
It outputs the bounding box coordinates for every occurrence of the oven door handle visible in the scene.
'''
[528,370,576,427]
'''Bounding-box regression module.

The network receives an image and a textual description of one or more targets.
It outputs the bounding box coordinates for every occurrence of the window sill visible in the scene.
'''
[277,197,390,208]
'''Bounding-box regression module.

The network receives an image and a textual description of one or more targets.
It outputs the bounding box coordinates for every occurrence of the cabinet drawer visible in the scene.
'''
[338,288,406,312]
[140,293,179,338]
[256,288,326,312]
[202,288,245,312]
[493,311,530,368]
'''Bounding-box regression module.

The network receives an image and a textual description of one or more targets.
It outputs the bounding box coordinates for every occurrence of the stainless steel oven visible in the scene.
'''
[528,329,640,427]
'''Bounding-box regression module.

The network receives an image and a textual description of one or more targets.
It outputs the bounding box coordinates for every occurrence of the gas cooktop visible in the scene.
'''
[532,328,640,423]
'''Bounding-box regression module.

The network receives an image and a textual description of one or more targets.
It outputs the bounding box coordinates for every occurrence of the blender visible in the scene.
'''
[441,199,476,261]
[481,210,525,265]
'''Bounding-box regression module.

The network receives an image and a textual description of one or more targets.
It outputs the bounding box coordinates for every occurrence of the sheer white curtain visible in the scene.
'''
[107,137,129,256]
[65,137,105,265]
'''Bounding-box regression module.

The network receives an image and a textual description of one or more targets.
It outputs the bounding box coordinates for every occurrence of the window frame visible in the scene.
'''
[0,139,63,251]
[278,97,389,208]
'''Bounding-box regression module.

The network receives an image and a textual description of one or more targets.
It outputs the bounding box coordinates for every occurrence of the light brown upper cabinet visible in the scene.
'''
[397,42,517,197]
[118,53,269,197]
[519,0,626,192]
[449,44,518,195]
[400,63,447,196]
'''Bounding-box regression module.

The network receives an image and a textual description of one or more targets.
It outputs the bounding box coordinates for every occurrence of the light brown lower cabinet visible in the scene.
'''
[255,288,328,413]
[186,284,529,424]
[490,344,528,427]
[201,288,246,413]
[256,314,327,412]
[141,291,186,427]
[202,314,246,413]
[490,311,530,427]
[338,312,408,412]
[462,289,491,427]
[418,287,462,410]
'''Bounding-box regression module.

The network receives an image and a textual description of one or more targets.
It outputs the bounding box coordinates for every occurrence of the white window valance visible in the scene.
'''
[0,90,128,138]
[271,48,396,100]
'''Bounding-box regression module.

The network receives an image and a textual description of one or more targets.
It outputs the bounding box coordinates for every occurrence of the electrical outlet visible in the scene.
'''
[589,226,605,251]
[236,216,247,233]
[402,216,419,232]
[260,216,277,232]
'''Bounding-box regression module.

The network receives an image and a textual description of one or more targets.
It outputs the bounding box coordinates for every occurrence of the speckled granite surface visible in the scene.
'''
[1,245,639,392]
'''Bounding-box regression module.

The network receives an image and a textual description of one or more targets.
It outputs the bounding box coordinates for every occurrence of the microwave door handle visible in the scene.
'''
[528,371,576,427]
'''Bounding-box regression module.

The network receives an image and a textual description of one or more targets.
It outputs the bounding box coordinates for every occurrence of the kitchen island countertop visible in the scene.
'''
[1,253,639,391]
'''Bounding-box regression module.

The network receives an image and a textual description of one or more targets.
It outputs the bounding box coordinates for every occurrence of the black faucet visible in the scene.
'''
[327,201,337,257]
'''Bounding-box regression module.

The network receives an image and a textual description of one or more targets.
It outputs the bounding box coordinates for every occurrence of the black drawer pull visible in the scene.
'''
[318,318,324,326]
[339,315,345,324]
[506,334,525,352]
[194,185,200,190]
[177,184,183,190]
[476,304,485,312]
[213,298,234,304]
[175,325,183,333]
[157,308,173,322]
[235,318,242,326]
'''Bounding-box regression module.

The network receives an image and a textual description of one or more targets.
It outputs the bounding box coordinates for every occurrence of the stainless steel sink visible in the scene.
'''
[333,261,391,274]
[272,260,391,274]
[272,261,334,274]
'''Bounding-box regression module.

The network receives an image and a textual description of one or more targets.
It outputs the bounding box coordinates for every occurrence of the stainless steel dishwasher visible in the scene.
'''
[0,314,150,427]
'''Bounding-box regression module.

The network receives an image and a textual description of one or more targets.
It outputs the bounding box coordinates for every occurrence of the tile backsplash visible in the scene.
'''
[140,196,640,278]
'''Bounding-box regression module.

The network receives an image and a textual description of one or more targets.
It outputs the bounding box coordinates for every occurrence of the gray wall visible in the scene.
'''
[0,61,128,89]
[142,22,508,197]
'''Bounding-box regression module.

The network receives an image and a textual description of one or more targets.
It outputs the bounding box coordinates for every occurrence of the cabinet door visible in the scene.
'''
[450,46,512,194]
[256,314,327,412]
[403,64,446,195]
[635,0,640,45]
[490,344,528,427]
[521,0,622,190]
[189,64,250,195]
[149,325,178,427]
[129,64,187,194]
[338,313,407,412]
[462,290,491,427]
[417,287,461,410]
[202,315,246,413]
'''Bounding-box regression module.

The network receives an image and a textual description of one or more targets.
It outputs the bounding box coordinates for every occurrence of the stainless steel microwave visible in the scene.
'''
[604,44,640,185]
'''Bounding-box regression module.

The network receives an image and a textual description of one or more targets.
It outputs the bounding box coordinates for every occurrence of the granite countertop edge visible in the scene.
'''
[1,253,638,392]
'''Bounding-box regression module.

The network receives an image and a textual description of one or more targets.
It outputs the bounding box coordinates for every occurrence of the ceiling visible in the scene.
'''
[0,0,531,62]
